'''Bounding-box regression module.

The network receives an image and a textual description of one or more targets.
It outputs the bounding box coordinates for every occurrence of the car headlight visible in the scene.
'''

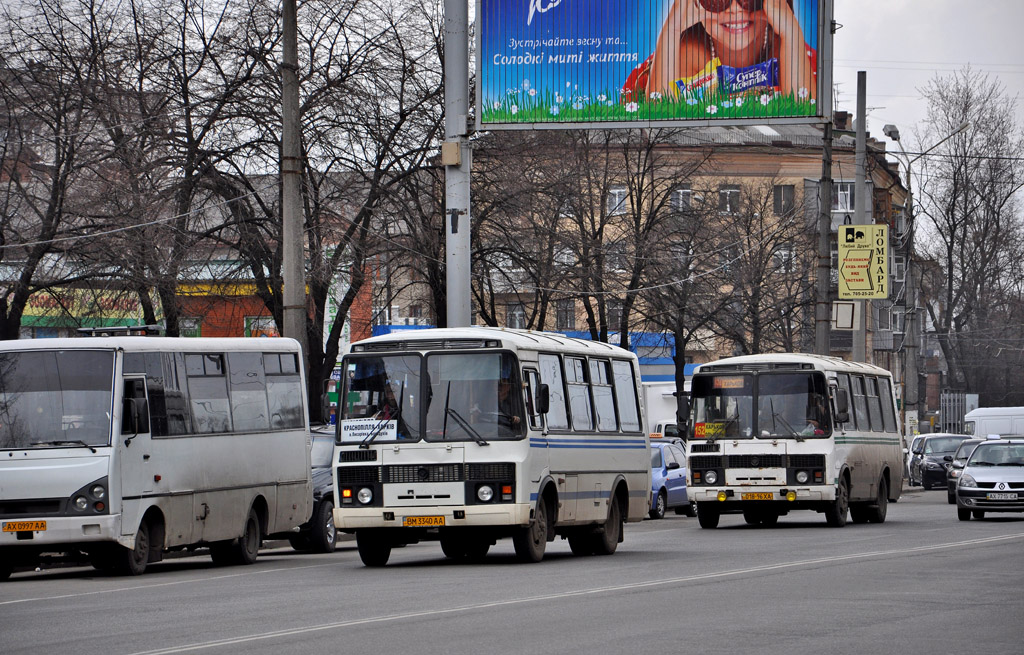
[356,487,373,504]
[477,485,494,502]
[950,469,961,479]
[704,470,718,485]
[795,470,809,484]
[959,474,977,488]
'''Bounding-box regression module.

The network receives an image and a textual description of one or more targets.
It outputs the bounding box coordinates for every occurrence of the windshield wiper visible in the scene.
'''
[31,440,98,453]
[769,399,802,439]
[359,380,405,449]
[446,408,489,446]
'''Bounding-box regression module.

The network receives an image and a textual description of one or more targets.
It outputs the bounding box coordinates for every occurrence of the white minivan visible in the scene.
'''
[963,407,1024,438]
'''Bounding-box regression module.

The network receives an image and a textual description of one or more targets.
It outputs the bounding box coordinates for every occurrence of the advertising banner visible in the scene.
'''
[478,0,824,128]
[837,224,888,300]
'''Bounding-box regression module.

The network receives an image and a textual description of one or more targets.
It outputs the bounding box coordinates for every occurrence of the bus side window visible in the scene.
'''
[835,374,854,429]
[538,354,569,430]
[878,377,897,432]
[524,369,542,429]
[866,377,884,432]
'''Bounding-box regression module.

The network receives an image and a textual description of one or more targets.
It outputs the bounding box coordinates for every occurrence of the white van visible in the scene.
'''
[962,407,1024,437]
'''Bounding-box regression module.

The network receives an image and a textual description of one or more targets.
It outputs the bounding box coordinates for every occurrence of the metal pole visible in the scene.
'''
[281,0,307,356]
[443,0,471,328]
[904,166,919,425]
[853,71,867,362]
[814,0,835,356]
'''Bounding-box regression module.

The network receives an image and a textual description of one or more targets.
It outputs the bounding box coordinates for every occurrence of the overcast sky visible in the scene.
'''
[832,0,1024,147]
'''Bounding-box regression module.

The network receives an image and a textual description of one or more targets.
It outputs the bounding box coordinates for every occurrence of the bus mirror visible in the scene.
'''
[834,389,850,424]
[538,384,550,415]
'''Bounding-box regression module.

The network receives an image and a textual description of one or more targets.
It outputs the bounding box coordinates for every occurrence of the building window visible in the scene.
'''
[607,299,624,329]
[719,185,741,213]
[556,299,575,331]
[773,243,795,272]
[893,255,906,282]
[606,241,628,272]
[876,304,892,331]
[773,184,795,215]
[671,185,691,212]
[892,307,905,334]
[507,303,526,329]
[607,185,628,215]
[832,181,855,212]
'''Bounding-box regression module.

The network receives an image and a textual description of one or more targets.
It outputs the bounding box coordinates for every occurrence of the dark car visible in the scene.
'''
[945,439,984,504]
[289,430,338,553]
[911,434,971,490]
[649,441,695,519]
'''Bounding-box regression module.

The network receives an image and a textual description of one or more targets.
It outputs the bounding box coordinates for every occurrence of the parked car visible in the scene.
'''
[289,430,338,553]
[649,440,695,519]
[905,435,924,485]
[910,434,971,490]
[945,439,985,504]
[956,438,1024,520]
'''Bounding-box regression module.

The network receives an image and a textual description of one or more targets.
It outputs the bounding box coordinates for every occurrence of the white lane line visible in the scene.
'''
[124,532,1024,655]
[0,563,333,607]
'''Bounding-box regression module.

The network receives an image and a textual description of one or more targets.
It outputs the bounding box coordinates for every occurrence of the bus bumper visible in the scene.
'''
[335,503,532,530]
[0,514,124,549]
[688,487,837,504]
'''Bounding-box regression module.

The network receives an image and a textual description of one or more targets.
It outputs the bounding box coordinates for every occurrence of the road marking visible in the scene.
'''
[123,532,1024,655]
[0,562,332,607]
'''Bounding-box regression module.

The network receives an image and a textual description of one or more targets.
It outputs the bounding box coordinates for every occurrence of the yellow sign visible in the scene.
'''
[838,225,888,299]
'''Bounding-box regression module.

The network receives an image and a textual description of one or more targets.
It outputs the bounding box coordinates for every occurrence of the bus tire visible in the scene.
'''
[356,530,392,567]
[760,511,779,526]
[825,476,850,527]
[464,540,491,562]
[513,495,548,563]
[697,503,720,529]
[117,520,150,576]
[567,531,594,556]
[440,535,466,559]
[743,509,760,525]
[867,477,888,523]
[591,496,622,556]
[211,508,261,566]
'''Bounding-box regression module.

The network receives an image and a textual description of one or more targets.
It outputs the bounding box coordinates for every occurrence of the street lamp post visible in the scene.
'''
[882,121,969,436]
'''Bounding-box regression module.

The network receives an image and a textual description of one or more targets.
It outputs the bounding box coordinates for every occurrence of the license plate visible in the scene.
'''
[403,516,445,527]
[3,520,46,532]
[741,492,774,501]
[987,492,1018,500]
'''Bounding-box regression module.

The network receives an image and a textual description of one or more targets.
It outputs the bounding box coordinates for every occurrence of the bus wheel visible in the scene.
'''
[117,520,150,576]
[440,535,466,559]
[463,540,491,562]
[760,511,779,526]
[513,495,548,563]
[591,496,622,556]
[867,478,888,524]
[697,503,720,529]
[211,508,261,566]
[356,530,392,567]
[743,510,760,525]
[825,477,849,527]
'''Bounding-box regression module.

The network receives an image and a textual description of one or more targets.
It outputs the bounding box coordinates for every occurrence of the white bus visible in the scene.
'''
[0,334,312,579]
[333,327,650,566]
[685,354,903,528]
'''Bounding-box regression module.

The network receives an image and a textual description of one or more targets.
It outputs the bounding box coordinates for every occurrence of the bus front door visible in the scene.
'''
[118,376,154,537]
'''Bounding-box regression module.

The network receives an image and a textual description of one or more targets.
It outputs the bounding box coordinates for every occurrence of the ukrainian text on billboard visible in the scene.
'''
[479,0,821,126]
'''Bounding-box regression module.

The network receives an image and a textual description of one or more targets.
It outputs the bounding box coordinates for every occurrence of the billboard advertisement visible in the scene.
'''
[837,224,888,300]
[477,0,825,128]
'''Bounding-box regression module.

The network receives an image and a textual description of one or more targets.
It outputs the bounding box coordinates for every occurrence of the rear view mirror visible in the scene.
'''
[834,388,850,424]
[667,462,680,470]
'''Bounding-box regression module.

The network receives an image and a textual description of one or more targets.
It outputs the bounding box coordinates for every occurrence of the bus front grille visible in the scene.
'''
[337,466,381,484]
[385,464,464,483]
[690,455,724,469]
[788,455,826,468]
[728,455,785,468]
[0,499,63,518]
[467,463,515,480]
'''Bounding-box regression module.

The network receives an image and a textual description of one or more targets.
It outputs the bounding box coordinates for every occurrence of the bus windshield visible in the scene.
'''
[340,354,422,443]
[689,371,831,440]
[425,352,524,441]
[0,350,115,449]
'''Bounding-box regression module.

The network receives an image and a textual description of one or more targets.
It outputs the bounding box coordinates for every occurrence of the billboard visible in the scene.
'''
[477,0,826,129]
[837,224,888,300]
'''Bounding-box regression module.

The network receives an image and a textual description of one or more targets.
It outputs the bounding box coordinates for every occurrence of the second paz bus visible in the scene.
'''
[685,354,903,528]
[332,327,650,566]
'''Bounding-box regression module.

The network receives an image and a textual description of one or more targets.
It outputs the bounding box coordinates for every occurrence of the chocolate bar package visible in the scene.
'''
[674,57,721,100]
[717,58,779,95]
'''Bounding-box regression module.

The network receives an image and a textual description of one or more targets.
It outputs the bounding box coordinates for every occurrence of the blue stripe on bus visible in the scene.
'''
[531,489,648,501]
[529,438,647,450]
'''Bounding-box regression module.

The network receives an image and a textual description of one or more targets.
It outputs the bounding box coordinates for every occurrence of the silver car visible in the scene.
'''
[956,439,1024,521]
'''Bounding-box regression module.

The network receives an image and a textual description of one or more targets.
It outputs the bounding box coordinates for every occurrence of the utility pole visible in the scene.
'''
[853,71,867,363]
[814,1,835,356]
[442,0,471,327]
[281,0,307,357]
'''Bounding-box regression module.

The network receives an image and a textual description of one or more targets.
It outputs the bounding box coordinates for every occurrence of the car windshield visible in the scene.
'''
[310,437,334,468]
[688,371,830,440]
[969,443,1024,466]
[954,442,980,463]
[924,437,968,454]
[0,350,115,449]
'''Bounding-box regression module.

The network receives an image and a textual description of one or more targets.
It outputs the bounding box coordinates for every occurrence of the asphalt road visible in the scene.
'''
[2,486,1022,655]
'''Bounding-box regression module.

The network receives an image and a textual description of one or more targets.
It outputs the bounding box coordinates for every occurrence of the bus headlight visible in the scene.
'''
[357,487,374,504]
[704,470,718,485]
[90,484,106,499]
[74,496,89,511]
[795,470,809,484]
[477,485,494,502]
